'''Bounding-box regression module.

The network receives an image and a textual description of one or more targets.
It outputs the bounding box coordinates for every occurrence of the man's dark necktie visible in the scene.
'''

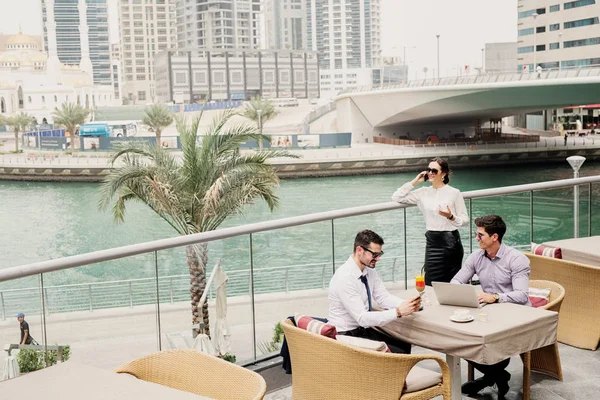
[360,275,373,311]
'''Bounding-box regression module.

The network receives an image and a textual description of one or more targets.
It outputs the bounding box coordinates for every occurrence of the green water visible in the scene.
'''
[1,162,599,292]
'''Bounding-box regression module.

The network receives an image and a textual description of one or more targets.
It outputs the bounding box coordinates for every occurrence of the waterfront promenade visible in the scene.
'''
[1,136,600,181]
[1,283,596,399]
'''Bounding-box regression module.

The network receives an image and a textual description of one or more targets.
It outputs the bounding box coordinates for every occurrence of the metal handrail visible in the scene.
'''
[337,64,600,97]
[0,176,599,284]
[0,258,406,319]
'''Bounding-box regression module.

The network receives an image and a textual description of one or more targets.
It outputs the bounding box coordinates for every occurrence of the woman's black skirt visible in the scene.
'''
[424,230,464,285]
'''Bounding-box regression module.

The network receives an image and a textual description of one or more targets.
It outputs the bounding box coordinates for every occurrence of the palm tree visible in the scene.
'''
[242,97,278,134]
[6,112,34,152]
[52,103,89,149]
[142,104,174,148]
[98,109,298,335]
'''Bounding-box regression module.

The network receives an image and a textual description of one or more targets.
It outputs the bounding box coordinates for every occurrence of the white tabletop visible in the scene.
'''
[0,361,212,399]
[380,287,559,364]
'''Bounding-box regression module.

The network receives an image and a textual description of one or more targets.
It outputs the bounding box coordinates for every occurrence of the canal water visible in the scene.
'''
[1,161,599,296]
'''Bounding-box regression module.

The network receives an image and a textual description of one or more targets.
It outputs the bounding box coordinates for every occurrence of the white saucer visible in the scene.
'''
[449,315,474,323]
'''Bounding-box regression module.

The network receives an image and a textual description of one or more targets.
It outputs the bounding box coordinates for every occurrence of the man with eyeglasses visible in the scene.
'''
[328,229,422,353]
[450,215,530,399]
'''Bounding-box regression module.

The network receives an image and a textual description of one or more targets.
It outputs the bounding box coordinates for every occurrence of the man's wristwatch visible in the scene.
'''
[493,293,500,303]
[447,214,454,220]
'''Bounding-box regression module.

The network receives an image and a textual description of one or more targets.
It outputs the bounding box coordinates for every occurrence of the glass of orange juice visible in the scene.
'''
[415,274,426,295]
[416,271,430,306]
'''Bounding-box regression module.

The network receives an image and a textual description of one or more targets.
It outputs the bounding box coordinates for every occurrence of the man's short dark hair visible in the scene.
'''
[474,215,507,243]
[353,230,384,252]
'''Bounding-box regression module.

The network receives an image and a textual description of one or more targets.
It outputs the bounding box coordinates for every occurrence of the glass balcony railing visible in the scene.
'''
[0,176,598,371]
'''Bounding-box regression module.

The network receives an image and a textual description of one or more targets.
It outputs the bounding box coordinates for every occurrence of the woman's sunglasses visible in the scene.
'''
[425,167,439,174]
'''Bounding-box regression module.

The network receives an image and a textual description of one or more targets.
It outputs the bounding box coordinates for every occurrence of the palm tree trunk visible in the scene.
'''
[155,129,162,148]
[14,130,19,152]
[186,243,210,336]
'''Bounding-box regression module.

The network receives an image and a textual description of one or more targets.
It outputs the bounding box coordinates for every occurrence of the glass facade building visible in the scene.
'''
[306,0,381,96]
[41,0,111,85]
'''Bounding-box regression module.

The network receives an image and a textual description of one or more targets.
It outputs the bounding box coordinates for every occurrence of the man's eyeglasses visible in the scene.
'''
[475,232,489,239]
[361,246,384,258]
[426,167,439,174]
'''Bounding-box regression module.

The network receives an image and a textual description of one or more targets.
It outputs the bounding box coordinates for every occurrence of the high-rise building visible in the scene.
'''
[306,0,381,96]
[517,0,600,71]
[263,0,306,50]
[118,0,176,104]
[41,0,111,85]
[175,0,261,49]
[110,44,122,103]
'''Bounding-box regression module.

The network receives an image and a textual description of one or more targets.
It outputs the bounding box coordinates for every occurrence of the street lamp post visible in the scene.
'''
[400,45,416,83]
[436,34,440,79]
[558,32,563,71]
[532,13,539,71]
[481,48,485,74]
[567,155,586,238]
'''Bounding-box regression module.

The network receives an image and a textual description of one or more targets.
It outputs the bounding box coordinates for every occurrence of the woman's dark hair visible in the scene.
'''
[431,157,450,184]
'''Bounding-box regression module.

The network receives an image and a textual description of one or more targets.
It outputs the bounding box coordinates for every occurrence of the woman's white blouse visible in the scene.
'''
[392,182,468,231]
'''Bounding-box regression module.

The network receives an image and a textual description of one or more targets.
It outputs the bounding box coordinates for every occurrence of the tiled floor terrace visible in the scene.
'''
[0,285,597,399]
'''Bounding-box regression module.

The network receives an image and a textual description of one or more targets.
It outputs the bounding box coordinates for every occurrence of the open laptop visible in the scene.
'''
[432,281,487,308]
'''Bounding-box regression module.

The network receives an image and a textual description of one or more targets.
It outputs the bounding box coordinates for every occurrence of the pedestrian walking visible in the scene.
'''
[17,313,37,345]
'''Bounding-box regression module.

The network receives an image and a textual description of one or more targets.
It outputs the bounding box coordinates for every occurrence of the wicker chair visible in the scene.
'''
[114,349,266,400]
[282,319,451,400]
[468,280,565,400]
[527,253,600,350]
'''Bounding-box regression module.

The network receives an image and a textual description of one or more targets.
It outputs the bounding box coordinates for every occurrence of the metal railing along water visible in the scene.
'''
[0,176,598,364]
[337,64,600,96]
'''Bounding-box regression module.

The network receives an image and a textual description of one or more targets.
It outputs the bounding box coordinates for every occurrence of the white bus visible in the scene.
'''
[270,98,299,107]
[92,120,140,137]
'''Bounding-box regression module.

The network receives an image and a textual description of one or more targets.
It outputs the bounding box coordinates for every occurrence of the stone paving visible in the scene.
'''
[1,284,598,399]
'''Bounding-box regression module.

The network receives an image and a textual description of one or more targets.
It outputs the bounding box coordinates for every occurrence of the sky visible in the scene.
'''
[1,0,517,78]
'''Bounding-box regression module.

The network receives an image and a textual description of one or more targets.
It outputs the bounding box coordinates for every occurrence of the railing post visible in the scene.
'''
[322,266,326,289]
[403,208,408,290]
[285,269,289,292]
[589,182,593,237]
[169,278,174,303]
[129,281,133,308]
[88,284,93,311]
[331,219,336,274]
[0,292,5,321]
[392,258,397,282]
[469,199,473,254]
[248,234,257,361]
[530,191,534,243]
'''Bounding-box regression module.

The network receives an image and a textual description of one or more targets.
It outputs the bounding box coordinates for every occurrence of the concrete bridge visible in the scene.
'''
[335,66,600,144]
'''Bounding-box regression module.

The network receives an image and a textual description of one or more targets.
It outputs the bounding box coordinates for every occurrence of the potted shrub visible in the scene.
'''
[17,345,71,373]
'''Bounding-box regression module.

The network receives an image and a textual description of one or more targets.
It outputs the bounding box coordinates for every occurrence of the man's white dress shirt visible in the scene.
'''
[392,182,468,231]
[328,257,405,332]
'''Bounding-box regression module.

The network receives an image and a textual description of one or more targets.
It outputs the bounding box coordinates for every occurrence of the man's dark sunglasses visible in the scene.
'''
[426,167,439,174]
[361,246,384,258]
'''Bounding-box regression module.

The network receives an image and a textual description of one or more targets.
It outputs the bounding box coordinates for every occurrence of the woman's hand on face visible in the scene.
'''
[412,171,428,186]
[438,205,453,219]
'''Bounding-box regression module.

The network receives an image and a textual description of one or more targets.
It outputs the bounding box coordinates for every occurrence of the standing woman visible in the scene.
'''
[392,158,468,285]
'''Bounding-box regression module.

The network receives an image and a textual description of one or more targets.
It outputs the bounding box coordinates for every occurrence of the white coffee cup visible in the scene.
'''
[453,309,470,320]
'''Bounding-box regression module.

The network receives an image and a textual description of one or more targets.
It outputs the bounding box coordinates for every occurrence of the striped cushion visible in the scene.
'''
[335,334,391,352]
[531,243,562,259]
[294,313,337,339]
[529,287,551,308]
